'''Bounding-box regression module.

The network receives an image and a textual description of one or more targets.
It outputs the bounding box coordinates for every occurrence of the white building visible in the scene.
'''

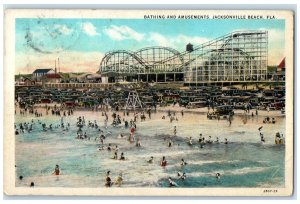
[32,68,55,81]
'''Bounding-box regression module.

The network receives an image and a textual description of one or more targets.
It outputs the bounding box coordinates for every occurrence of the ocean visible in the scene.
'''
[15,108,285,188]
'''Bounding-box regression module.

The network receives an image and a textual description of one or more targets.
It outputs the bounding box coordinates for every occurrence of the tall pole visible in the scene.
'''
[58,58,60,73]
[55,60,57,74]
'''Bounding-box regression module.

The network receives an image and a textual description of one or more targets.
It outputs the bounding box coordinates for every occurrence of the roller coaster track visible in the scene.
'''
[100,50,150,70]
[161,31,264,67]
[100,30,267,73]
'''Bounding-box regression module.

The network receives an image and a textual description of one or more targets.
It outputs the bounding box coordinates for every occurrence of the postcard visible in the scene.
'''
[4,9,294,196]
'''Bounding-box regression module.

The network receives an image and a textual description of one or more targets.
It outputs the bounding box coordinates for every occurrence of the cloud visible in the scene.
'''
[53,24,73,36]
[233,28,285,65]
[24,29,52,54]
[103,25,206,46]
[147,32,209,49]
[82,22,99,36]
[147,32,169,46]
[265,28,285,43]
[260,28,285,65]
[103,25,144,41]
[23,24,80,54]
[15,51,104,74]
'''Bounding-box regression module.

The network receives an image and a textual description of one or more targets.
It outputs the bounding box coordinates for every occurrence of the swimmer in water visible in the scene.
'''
[181,172,186,180]
[207,136,212,144]
[105,171,112,187]
[198,134,203,143]
[180,158,187,166]
[147,156,154,163]
[98,143,104,151]
[168,139,173,147]
[120,152,125,160]
[107,143,112,151]
[52,164,60,175]
[113,151,118,160]
[216,173,221,181]
[168,177,177,187]
[160,156,167,167]
[188,137,193,145]
[114,173,123,187]
[136,138,141,147]
[114,145,119,152]
[177,172,186,180]
[118,133,125,139]
[260,133,265,143]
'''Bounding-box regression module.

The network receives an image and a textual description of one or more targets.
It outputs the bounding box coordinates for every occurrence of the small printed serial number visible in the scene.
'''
[263,189,278,193]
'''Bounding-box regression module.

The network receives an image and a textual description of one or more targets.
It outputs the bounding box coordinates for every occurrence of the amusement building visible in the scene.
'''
[99,30,268,84]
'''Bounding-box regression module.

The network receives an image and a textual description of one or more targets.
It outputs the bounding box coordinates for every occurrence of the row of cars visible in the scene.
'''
[15,85,285,113]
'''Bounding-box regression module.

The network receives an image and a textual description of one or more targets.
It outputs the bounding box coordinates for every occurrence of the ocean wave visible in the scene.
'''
[184,166,273,178]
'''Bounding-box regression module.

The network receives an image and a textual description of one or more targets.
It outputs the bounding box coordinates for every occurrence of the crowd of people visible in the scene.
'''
[15,100,283,188]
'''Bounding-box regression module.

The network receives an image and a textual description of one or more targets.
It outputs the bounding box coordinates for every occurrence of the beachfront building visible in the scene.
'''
[99,30,268,84]
[45,73,63,83]
[77,73,102,83]
[32,68,55,81]
[273,58,285,81]
[15,76,35,86]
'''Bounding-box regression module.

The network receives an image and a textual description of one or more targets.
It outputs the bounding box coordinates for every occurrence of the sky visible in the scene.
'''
[15,18,285,74]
